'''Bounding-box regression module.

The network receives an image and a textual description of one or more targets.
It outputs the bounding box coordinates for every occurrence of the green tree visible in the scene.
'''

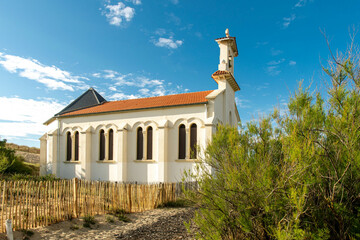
[185,41,360,239]
[0,139,33,175]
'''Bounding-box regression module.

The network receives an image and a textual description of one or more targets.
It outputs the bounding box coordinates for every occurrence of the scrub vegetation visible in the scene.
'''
[185,40,360,239]
[0,139,35,176]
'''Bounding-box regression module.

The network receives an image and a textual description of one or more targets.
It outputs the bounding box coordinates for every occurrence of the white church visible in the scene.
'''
[40,29,240,183]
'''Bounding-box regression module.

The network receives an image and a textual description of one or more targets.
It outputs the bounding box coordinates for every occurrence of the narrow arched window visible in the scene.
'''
[147,126,153,160]
[66,132,72,161]
[75,131,79,161]
[137,127,143,160]
[179,124,186,159]
[99,129,105,160]
[190,124,197,159]
[108,129,113,160]
[229,111,232,126]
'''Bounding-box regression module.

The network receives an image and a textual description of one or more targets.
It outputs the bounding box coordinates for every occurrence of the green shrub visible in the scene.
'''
[105,215,115,223]
[82,215,96,228]
[2,173,59,181]
[0,139,35,175]
[185,42,360,239]
[70,224,79,230]
[157,199,192,208]
[109,208,130,222]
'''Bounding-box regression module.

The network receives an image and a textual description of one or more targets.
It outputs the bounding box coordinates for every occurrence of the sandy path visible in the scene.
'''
[1,207,195,240]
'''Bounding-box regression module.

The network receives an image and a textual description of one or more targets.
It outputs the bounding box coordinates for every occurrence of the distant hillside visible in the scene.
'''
[6,142,40,164]
[6,142,40,154]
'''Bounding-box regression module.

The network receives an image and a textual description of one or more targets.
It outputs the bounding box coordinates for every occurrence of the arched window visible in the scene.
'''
[66,132,72,161]
[179,124,186,159]
[75,131,79,161]
[229,111,232,125]
[137,127,143,160]
[108,129,113,160]
[190,124,197,159]
[147,126,153,159]
[99,129,105,160]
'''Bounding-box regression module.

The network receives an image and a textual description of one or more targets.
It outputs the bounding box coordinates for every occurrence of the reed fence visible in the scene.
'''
[0,179,196,233]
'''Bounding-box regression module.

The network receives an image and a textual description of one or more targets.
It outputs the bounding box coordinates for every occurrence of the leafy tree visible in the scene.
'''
[185,40,360,239]
[0,139,33,175]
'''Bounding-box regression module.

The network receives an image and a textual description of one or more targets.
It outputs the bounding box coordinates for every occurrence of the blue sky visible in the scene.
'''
[0,0,359,147]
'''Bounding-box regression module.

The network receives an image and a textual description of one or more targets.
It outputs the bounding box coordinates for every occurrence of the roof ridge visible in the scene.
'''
[55,87,107,116]
[58,90,214,117]
[91,88,100,104]
[108,90,214,103]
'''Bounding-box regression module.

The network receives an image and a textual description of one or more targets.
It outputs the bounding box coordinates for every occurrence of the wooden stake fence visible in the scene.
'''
[0,179,194,233]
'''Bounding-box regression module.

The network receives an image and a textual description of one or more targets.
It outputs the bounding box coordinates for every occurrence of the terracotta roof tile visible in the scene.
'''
[214,36,236,41]
[60,90,213,117]
[211,70,240,92]
[212,70,231,76]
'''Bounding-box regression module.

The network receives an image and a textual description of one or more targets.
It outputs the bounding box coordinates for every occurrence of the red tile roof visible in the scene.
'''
[212,70,230,76]
[211,70,240,92]
[60,90,213,117]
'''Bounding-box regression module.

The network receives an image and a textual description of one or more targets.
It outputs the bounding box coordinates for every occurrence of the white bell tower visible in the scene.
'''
[216,28,238,75]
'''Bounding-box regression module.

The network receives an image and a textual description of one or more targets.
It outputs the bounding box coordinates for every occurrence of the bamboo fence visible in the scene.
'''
[0,179,196,233]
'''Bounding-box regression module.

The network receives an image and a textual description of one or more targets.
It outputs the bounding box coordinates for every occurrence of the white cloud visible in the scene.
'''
[126,0,141,5]
[104,2,135,26]
[0,97,65,139]
[266,59,285,75]
[235,97,251,109]
[153,37,183,49]
[283,14,296,28]
[154,28,169,36]
[0,52,87,91]
[294,0,307,8]
[109,92,139,100]
[170,0,179,4]
[289,60,297,66]
[95,70,187,100]
[266,66,281,76]
[267,58,285,65]
[270,48,283,56]
[139,88,150,95]
[166,12,181,25]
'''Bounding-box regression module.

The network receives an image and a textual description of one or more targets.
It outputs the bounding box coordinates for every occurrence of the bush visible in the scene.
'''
[0,139,34,175]
[2,173,59,181]
[105,215,115,223]
[185,42,360,239]
[83,215,96,228]
[109,208,130,222]
[157,199,192,208]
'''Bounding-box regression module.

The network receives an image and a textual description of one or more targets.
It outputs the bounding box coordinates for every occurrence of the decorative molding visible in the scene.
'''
[63,161,81,164]
[96,160,117,164]
[175,159,202,163]
[133,160,157,163]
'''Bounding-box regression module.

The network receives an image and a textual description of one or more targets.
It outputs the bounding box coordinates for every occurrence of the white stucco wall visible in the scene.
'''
[43,104,213,182]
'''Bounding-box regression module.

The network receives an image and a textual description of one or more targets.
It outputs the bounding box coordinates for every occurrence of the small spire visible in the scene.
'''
[225,28,229,37]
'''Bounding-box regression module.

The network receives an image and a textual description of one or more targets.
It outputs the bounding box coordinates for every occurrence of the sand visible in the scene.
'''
[1,207,195,240]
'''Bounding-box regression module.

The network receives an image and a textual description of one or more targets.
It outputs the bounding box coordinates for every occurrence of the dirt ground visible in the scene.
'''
[0,207,196,240]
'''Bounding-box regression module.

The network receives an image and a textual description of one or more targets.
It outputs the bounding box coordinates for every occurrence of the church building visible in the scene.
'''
[40,29,240,183]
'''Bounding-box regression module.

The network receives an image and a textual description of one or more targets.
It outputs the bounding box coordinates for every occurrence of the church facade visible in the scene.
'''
[40,30,240,183]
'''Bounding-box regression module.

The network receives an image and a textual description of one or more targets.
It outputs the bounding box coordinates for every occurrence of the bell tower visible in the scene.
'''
[211,29,240,92]
[216,28,238,75]
[209,29,240,126]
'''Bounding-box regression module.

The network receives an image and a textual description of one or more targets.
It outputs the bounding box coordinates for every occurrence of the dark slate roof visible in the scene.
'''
[55,88,107,116]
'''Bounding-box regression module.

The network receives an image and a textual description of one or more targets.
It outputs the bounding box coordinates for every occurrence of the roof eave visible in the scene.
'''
[211,71,240,92]
[44,117,56,126]
[215,37,238,56]
[58,101,209,119]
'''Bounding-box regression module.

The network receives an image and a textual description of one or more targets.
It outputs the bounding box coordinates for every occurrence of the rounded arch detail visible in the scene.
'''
[187,117,205,128]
